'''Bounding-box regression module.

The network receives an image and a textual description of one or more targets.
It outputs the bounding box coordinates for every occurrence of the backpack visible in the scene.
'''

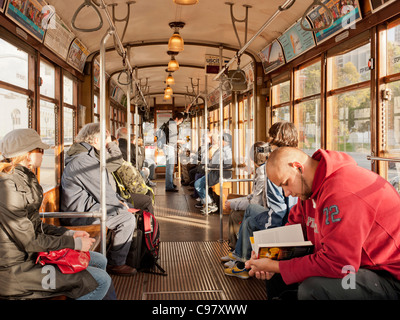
[126,209,166,275]
[155,122,168,149]
[112,161,155,203]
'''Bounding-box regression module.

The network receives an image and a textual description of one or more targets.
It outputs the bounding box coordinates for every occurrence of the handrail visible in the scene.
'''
[213,0,296,81]
[367,156,400,163]
[71,0,148,110]
[40,212,102,219]
[71,0,104,32]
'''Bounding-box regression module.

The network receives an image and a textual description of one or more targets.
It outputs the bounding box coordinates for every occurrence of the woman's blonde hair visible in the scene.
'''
[0,154,30,173]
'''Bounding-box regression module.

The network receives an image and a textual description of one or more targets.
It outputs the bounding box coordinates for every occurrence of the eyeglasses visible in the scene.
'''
[31,148,44,154]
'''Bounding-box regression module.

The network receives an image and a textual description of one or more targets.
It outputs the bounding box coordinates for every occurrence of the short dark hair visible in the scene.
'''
[173,112,184,121]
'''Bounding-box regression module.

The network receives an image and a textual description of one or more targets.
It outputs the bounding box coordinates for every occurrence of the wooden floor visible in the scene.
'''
[111,175,267,300]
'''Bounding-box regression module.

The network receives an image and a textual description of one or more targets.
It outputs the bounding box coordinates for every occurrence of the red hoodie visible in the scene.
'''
[279,149,400,285]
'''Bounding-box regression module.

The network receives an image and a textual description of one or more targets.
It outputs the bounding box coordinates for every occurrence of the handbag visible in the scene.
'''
[36,248,90,274]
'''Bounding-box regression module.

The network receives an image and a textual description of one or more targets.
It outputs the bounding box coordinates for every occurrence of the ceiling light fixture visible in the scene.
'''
[168,22,185,52]
[165,72,175,85]
[167,51,180,72]
[164,85,173,96]
[173,0,198,5]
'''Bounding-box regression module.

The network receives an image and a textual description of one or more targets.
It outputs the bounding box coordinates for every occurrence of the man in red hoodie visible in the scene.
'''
[246,147,400,299]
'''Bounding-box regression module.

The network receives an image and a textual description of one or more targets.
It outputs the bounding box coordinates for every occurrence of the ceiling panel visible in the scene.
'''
[46,0,314,107]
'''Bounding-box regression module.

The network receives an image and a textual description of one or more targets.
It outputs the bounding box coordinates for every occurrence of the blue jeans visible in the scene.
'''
[76,251,112,300]
[164,145,175,190]
[234,204,267,261]
[194,175,213,204]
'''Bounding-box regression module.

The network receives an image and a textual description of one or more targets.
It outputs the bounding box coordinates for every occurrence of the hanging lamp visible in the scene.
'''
[164,85,173,96]
[165,72,175,85]
[168,22,185,52]
[173,0,198,5]
[167,54,180,72]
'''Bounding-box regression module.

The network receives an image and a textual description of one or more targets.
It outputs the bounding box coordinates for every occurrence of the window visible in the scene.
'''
[0,88,29,139]
[294,60,322,155]
[382,20,400,192]
[0,38,29,89]
[327,42,371,169]
[271,79,291,124]
[40,60,55,99]
[39,60,57,189]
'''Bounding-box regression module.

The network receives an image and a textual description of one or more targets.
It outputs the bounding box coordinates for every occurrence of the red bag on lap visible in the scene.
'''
[36,248,90,274]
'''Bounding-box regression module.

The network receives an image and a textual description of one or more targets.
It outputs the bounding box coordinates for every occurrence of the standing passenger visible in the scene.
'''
[159,112,185,192]
[0,128,111,299]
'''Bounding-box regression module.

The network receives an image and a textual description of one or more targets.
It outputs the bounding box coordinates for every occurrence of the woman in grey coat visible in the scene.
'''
[0,128,111,299]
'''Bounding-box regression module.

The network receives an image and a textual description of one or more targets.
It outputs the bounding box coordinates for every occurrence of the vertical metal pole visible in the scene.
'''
[234,92,239,177]
[134,69,139,169]
[126,78,131,162]
[204,75,208,216]
[218,45,224,242]
[99,29,113,256]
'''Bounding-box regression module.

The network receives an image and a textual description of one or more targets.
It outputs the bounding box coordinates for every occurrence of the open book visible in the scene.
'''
[251,224,313,260]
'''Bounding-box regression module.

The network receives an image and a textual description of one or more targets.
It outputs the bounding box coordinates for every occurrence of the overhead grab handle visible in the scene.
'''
[300,0,333,32]
[72,0,104,32]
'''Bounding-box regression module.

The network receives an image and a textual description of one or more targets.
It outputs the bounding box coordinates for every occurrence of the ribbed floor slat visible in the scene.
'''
[111,241,267,300]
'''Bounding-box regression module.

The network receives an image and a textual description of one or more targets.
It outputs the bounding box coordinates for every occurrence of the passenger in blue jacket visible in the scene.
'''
[223,121,299,280]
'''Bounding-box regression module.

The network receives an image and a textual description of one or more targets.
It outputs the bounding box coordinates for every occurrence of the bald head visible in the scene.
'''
[267,147,307,174]
[266,147,317,200]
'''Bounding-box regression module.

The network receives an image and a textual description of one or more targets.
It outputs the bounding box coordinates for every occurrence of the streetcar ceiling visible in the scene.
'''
[45,0,314,107]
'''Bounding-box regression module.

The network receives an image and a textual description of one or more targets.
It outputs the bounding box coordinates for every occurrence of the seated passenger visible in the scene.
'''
[224,121,299,279]
[194,132,233,214]
[0,128,111,299]
[60,123,137,276]
[224,141,270,251]
[246,147,400,300]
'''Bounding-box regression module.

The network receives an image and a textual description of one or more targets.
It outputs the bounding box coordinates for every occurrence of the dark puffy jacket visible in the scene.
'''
[0,166,97,299]
[60,141,125,226]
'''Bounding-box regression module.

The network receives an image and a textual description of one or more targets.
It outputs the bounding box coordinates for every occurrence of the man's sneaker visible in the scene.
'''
[195,202,203,209]
[224,264,249,279]
[221,251,239,262]
[223,260,236,268]
[200,204,218,214]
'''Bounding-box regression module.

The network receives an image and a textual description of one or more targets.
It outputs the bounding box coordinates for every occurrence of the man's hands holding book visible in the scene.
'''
[245,251,280,280]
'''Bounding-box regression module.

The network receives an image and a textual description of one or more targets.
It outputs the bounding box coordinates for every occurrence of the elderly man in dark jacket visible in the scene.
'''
[61,123,137,276]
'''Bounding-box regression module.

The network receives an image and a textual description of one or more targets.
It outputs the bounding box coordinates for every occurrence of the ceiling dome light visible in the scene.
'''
[168,22,185,52]
[168,57,179,72]
[173,0,198,4]
[164,94,172,100]
[166,73,175,85]
[164,86,173,96]
[168,31,184,52]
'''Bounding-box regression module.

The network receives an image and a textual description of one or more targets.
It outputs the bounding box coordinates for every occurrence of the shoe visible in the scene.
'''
[107,264,137,276]
[221,251,238,262]
[200,204,218,214]
[224,264,249,279]
[166,188,179,192]
[195,202,203,209]
[224,260,236,268]
[147,180,156,187]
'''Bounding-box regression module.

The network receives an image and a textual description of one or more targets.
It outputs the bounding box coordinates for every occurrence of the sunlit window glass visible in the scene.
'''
[40,61,55,99]
[0,88,29,139]
[0,38,28,89]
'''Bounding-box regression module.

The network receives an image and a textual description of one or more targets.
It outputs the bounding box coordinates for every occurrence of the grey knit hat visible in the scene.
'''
[0,128,50,158]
